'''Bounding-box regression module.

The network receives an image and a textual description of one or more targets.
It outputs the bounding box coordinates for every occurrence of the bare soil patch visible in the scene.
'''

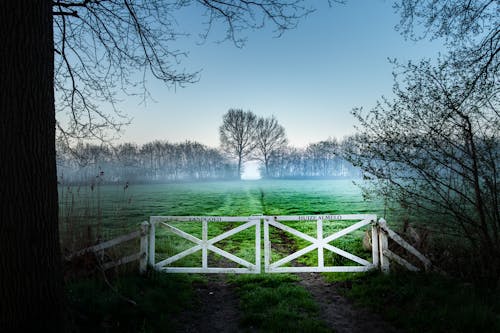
[174,275,241,333]
[298,272,402,333]
[174,227,401,333]
[174,272,402,333]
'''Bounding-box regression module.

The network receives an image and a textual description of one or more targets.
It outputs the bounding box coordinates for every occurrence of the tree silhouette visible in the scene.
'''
[254,116,287,177]
[349,0,499,283]
[1,1,314,329]
[219,109,258,178]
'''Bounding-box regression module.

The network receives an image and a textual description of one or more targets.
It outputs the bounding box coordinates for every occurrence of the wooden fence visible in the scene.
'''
[66,222,149,273]
[66,216,432,274]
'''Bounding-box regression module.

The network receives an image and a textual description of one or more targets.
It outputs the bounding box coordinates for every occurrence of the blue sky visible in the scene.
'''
[118,0,443,148]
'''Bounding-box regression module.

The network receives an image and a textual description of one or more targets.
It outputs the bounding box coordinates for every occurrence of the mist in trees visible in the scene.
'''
[57,140,238,184]
[57,135,362,184]
[57,111,362,184]
[218,109,360,180]
[219,109,258,179]
[254,116,288,177]
[347,0,499,285]
[265,139,361,178]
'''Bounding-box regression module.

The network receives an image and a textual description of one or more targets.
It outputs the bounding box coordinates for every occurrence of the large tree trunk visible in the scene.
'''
[0,1,64,331]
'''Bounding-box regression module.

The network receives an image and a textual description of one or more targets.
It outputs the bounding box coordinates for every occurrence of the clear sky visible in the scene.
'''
[116,0,443,148]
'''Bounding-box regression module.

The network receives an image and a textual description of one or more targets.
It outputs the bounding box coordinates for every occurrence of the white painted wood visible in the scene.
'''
[160,267,259,274]
[151,216,250,223]
[269,243,318,269]
[140,221,149,273]
[153,217,260,273]
[160,222,202,244]
[208,220,255,244]
[268,266,375,273]
[274,214,377,222]
[378,225,390,274]
[322,218,372,244]
[202,219,208,269]
[208,245,255,268]
[383,249,419,272]
[254,216,261,271]
[149,214,404,275]
[68,230,141,259]
[148,217,156,266]
[265,215,376,273]
[378,219,431,270]
[155,245,203,268]
[371,223,380,268]
[317,219,324,268]
[264,217,271,271]
[268,219,317,243]
[322,243,372,266]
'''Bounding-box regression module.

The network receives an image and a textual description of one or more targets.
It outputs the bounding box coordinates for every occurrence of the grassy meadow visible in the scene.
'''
[58,178,389,239]
[58,179,387,266]
[61,179,500,332]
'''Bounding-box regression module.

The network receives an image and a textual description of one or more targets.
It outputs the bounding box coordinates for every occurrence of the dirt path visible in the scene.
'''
[174,227,401,332]
[298,272,402,333]
[174,272,401,333]
[174,275,241,333]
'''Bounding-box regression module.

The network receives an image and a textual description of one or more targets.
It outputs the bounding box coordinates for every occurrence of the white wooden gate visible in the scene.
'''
[148,216,261,273]
[67,214,432,274]
[264,214,378,273]
[147,214,385,274]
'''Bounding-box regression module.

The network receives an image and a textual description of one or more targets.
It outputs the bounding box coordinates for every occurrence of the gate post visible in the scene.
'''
[263,216,271,273]
[252,215,261,273]
[371,219,380,269]
[148,218,156,267]
[378,218,390,274]
[140,221,149,274]
[317,218,324,269]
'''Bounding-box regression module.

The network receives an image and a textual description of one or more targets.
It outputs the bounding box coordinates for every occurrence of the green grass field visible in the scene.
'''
[63,179,500,333]
[58,179,390,235]
[59,179,386,267]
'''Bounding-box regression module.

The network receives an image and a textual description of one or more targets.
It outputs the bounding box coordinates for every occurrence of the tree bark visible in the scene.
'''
[0,1,65,331]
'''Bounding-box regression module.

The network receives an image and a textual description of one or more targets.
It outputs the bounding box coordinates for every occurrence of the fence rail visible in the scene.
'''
[66,222,149,273]
[264,215,377,273]
[149,216,261,274]
[66,215,432,275]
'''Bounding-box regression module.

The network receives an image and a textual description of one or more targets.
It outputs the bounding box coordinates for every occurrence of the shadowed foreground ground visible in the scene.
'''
[174,273,400,333]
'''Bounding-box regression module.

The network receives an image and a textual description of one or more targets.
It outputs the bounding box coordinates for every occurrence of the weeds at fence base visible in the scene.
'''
[66,271,202,333]
[336,271,500,333]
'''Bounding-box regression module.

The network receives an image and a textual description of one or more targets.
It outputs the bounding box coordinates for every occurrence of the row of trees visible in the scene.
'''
[218,109,361,179]
[56,136,361,183]
[57,109,361,184]
[57,140,238,183]
[265,139,361,178]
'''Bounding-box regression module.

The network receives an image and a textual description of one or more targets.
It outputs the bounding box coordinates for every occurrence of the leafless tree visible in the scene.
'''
[254,116,287,177]
[219,109,258,178]
[395,0,499,97]
[1,1,316,329]
[345,0,499,284]
[347,57,499,285]
[52,0,314,145]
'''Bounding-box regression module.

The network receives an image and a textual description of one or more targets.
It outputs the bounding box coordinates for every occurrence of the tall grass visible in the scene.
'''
[66,271,203,333]
[60,179,500,332]
[340,271,500,333]
[230,274,332,333]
